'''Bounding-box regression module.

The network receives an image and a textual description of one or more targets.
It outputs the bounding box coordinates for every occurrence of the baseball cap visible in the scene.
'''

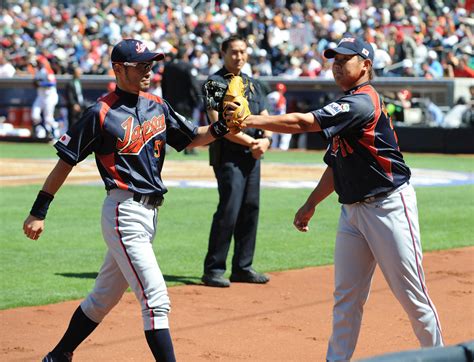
[111,39,164,63]
[324,36,374,62]
[276,83,287,93]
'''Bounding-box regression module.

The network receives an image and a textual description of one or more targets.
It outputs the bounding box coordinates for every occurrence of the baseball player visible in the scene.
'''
[23,39,232,362]
[31,55,59,139]
[266,82,291,150]
[225,36,443,361]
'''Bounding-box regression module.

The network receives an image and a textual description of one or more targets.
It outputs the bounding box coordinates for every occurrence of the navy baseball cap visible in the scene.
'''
[324,36,374,62]
[111,39,164,63]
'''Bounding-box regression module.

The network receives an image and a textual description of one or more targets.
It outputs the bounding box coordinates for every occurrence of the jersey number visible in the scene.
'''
[154,140,164,158]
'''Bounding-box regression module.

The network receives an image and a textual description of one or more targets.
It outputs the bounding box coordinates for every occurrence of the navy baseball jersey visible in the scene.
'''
[55,87,197,196]
[313,82,411,204]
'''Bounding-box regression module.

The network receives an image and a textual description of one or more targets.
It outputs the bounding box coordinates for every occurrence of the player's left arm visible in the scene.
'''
[294,166,334,232]
[187,122,255,147]
[188,109,260,148]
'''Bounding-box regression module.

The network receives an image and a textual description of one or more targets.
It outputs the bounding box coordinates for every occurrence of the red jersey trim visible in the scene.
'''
[140,91,164,104]
[356,85,393,180]
[98,92,119,130]
[97,153,129,190]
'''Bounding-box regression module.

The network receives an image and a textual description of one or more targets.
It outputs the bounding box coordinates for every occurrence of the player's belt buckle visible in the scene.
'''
[133,193,164,208]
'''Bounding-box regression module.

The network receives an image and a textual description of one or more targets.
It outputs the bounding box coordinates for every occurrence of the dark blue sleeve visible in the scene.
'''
[54,104,102,165]
[312,93,374,139]
[163,100,198,152]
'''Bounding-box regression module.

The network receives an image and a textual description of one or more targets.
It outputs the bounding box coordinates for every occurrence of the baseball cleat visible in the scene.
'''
[42,351,73,362]
[230,269,270,284]
[201,274,231,287]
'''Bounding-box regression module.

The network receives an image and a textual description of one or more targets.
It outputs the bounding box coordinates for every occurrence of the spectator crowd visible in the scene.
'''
[0,0,473,80]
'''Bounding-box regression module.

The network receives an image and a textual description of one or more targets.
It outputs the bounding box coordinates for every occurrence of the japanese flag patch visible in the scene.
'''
[58,133,71,146]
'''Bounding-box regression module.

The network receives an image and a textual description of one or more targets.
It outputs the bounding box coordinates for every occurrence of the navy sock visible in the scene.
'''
[51,305,99,355]
[145,328,176,362]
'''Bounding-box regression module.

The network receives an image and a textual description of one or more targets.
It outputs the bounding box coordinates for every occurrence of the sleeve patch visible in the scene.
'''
[323,102,343,116]
[58,133,71,146]
[341,103,350,112]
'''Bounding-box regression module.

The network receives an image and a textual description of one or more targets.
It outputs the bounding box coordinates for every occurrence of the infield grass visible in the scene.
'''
[1,183,473,309]
[0,142,473,309]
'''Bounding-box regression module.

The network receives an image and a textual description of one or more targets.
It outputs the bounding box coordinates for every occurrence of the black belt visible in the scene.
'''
[362,182,409,203]
[133,193,164,208]
[362,191,392,203]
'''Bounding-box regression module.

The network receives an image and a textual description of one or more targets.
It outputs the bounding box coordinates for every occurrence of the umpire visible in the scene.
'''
[201,35,272,288]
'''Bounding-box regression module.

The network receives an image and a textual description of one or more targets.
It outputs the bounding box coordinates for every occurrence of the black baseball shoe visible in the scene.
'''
[42,352,73,362]
[201,274,230,287]
[230,269,270,284]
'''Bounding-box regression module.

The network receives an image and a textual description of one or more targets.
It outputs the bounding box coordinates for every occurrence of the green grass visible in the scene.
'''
[1,142,473,309]
[1,141,473,171]
[1,183,473,310]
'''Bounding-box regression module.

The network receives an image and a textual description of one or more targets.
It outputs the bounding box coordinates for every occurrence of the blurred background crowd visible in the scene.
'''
[0,0,473,79]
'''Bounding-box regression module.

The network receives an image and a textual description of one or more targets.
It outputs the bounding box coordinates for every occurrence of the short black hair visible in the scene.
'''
[221,35,247,53]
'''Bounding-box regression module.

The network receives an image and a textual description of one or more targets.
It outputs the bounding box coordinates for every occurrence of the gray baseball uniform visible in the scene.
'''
[312,81,443,361]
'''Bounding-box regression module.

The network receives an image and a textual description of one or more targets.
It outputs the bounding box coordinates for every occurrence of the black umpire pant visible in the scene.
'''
[204,154,260,276]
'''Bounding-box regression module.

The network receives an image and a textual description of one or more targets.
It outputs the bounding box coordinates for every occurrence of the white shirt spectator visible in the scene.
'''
[414,43,428,66]
[241,63,253,77]
[0,55,15,77]
[268,25,290,48]
[373,47,392,71]
[306,57,322,74]
[191,46,209,73]
[255,49,273,76]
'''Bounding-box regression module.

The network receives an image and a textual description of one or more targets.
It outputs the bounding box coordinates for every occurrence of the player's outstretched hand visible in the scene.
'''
[223,99,250,133]
[293,203,316,232]
[23,215,45,240]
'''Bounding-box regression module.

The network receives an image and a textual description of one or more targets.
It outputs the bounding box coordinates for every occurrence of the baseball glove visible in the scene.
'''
[222,75,251,129]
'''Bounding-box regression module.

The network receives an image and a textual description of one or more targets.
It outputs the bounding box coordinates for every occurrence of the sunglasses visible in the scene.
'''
[114,62,153,72]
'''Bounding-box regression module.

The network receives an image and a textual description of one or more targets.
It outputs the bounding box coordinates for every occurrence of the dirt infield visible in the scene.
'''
[0,247,472,361]
[0,158,325,187]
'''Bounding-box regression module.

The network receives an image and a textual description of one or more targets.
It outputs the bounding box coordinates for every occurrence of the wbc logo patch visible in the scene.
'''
[324,102,343,116]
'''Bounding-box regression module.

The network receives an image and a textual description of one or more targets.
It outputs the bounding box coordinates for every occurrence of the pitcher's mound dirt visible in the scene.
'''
[1,247,473,361]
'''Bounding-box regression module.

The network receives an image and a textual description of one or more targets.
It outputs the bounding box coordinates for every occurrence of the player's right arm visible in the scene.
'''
[293,166,334,232]
[238,111,322,134]
[23,159,74,240]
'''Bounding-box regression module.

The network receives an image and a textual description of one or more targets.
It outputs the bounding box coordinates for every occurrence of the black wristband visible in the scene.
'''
[266,136,273,147]
[30,191,54,220]
[209,119,230,139]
